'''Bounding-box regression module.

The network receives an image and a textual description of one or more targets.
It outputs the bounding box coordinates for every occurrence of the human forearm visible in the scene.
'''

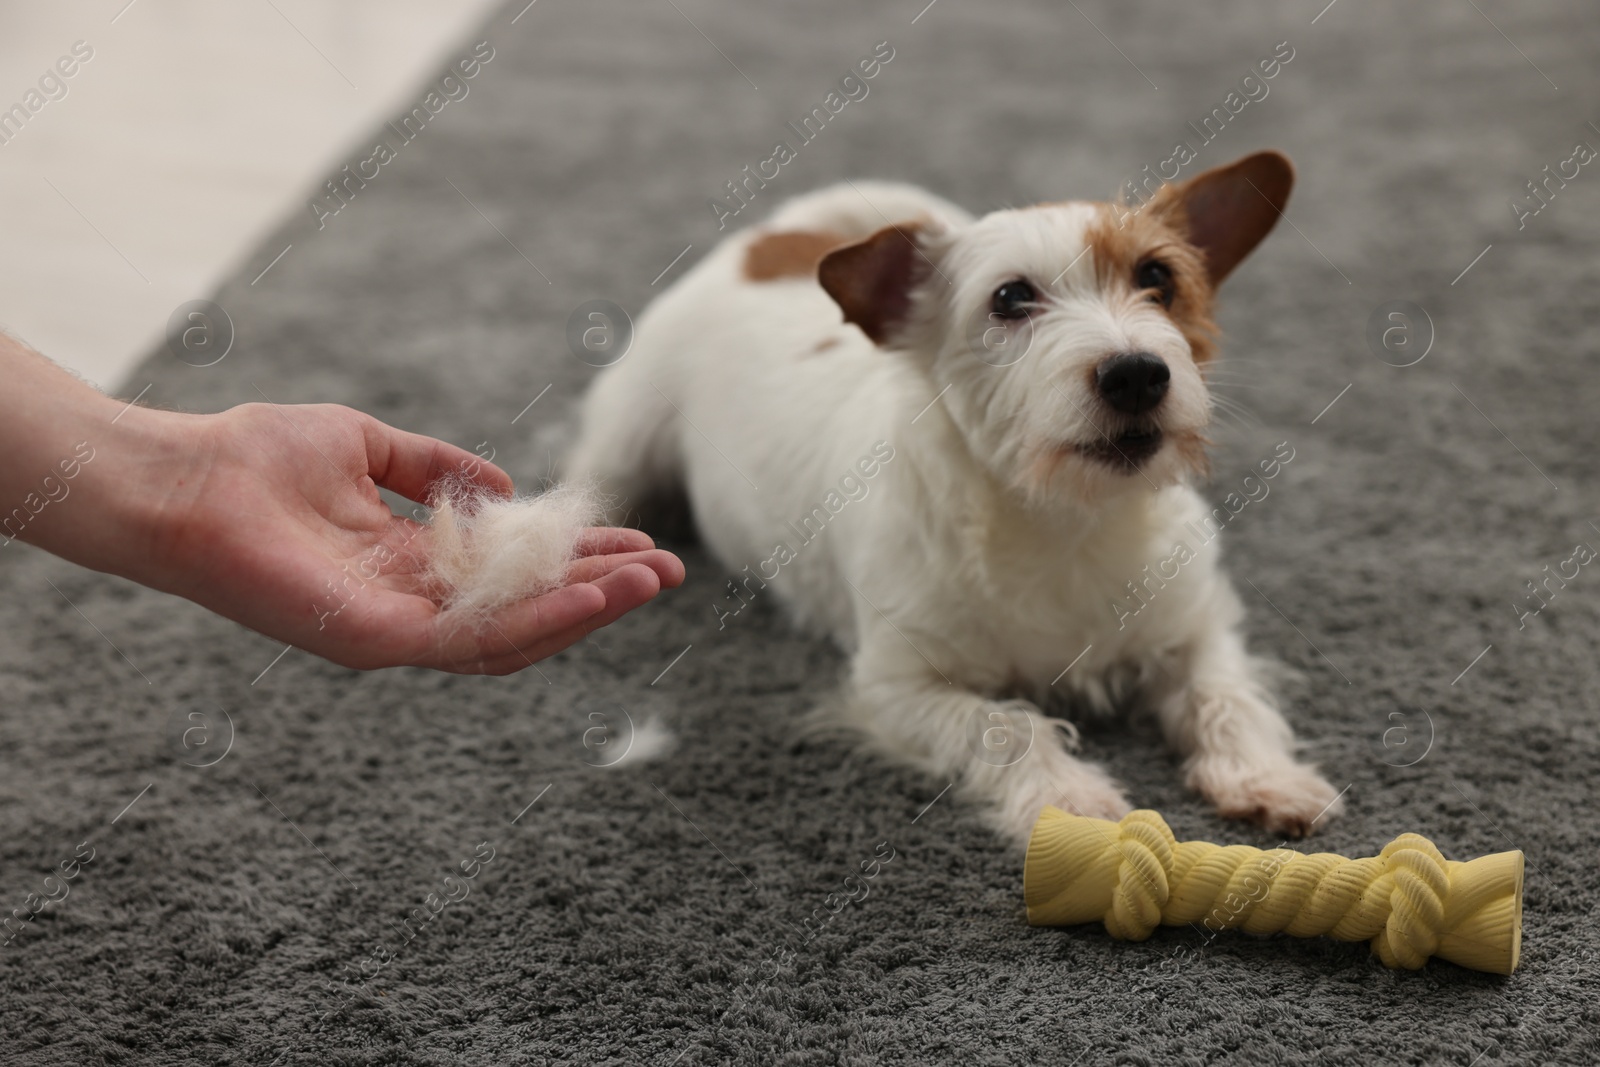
[0,333,200,581]
[0,332,684,673]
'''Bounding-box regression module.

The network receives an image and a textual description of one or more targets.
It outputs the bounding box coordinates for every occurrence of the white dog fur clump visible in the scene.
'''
[423,480,604,618]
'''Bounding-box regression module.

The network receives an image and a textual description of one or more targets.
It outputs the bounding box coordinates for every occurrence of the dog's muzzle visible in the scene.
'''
[1080,424,1164,470]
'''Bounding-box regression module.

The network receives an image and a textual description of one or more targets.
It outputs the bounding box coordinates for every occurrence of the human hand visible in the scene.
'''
[2,336,682,673]
[48,397,682,674]
[162,402,684,672]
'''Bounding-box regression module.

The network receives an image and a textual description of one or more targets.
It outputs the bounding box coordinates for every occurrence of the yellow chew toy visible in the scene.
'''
[1024,807,1523,975]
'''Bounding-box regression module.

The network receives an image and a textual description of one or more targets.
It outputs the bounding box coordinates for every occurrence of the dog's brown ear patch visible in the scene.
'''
[743,230,851,282]
[1154,150,1294,286]
[817,222,929,345]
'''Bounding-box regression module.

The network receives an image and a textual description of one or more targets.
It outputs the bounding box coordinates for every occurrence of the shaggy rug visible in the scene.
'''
[3,0,1598,1063]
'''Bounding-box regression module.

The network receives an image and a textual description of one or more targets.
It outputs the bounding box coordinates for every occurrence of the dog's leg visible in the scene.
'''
[850,669,1132,847]
[1158,624,1343,837]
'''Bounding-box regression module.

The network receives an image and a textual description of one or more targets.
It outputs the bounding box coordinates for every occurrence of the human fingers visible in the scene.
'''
[467,564,665,674]
[415,580,607,671]
[564,548,685,588]
[361,412,513,503]
[573,526,656,556]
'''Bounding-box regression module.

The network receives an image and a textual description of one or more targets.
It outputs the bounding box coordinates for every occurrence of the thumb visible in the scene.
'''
[360,415,513,504]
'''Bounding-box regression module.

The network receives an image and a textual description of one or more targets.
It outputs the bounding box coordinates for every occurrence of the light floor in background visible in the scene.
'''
[0,0,499,390]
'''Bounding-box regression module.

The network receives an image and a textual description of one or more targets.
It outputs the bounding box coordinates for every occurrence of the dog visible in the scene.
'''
[566,150,1343,845]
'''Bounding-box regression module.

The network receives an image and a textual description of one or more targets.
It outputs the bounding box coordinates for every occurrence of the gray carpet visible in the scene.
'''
[4,1,1600,1063]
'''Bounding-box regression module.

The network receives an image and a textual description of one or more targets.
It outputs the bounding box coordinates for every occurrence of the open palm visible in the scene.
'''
[139,402,682,674]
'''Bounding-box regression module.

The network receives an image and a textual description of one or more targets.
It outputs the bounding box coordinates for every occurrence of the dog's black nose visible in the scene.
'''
[1096,353,1170,415]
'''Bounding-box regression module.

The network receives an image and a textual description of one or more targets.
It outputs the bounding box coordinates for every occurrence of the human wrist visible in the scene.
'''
[0,341,117,560]
[0,336,211,587]
[68,402,213,589]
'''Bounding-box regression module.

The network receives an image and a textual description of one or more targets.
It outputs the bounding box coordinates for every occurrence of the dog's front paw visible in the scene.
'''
[984,758,1134,846]
[1187,756,1344,838]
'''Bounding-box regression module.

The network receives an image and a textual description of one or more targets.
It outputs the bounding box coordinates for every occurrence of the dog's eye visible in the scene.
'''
[990,280,1036,320]
[1135,260,1175,307]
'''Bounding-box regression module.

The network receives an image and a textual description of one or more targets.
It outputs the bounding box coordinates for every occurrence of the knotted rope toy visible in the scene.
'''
[1024,808,1523,974]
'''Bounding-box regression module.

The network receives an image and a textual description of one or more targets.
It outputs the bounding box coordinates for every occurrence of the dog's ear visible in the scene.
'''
[818,222,932,345]
[1155,151,1294,287]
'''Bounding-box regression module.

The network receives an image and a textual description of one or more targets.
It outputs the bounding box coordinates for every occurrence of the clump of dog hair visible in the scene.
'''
[423,479,604,619]
[615,716,677,767]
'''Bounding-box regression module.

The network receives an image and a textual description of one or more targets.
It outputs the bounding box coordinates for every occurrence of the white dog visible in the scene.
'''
[566,151,1342,845]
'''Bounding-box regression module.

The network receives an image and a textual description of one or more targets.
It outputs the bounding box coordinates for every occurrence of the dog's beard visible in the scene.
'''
[1076,419,1167,471]
[1021,428,1209,506]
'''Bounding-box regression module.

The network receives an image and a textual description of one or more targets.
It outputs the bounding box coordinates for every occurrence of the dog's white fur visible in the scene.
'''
[566,154,1341,845]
